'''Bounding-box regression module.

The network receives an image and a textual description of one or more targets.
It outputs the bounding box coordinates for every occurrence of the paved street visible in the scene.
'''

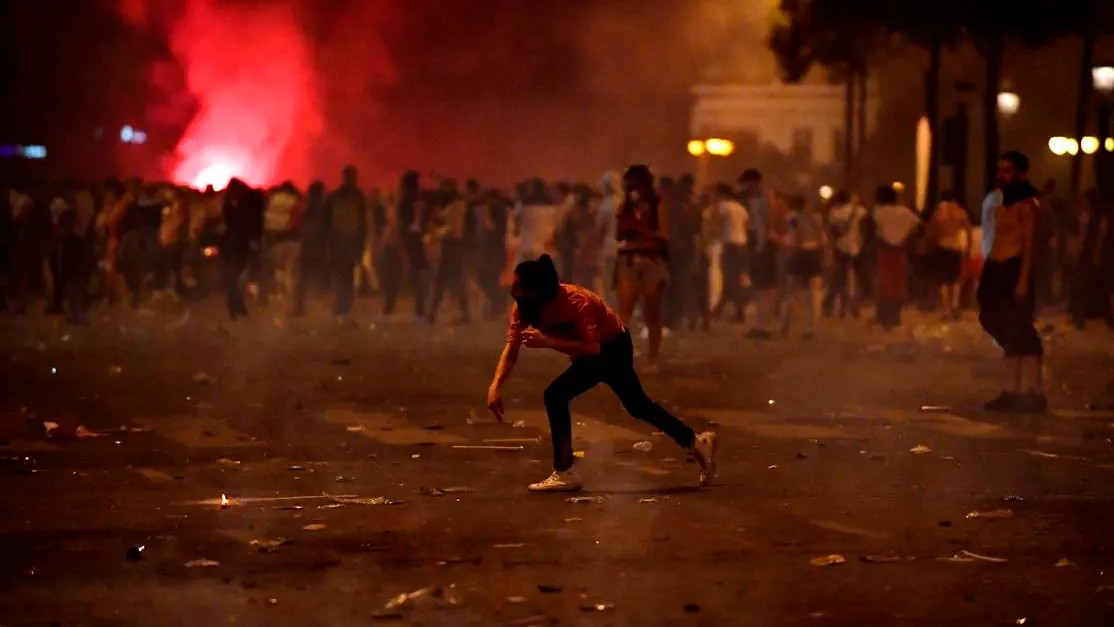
[2,302,1114,626]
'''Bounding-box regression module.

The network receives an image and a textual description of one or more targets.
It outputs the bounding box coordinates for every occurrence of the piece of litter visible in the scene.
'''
[420,487,444,497]
[346,426,365,432]
[384,585,463,610]
[493,543,526,549]
[957,549,1007,563]
[250,538,292,551]
[192,372,216,384]
[573,451,585,459]
[452,445,524,451]
[767,465,778,470]
[127,544,146,561]
[328,495,403,506]
[511,420,527,428]
[441,486,473,494]
[638,497,657,504]
[185,558,219,568]
[1003,495,1024,502]
[567,496,603,504]
[633,441,653,452]
[767,399,776,406]
[809,554,846,566]
[1055,558,1073,568]
[579,603,615,612]
[302,523,327,531]
[920,405,951,413]
[287,466,306,471]
[483,438,541,444]
[1015,619,1027,625]
[537,584,562,593]
[267,598,278,606]
[411,454,420,459]
[564,517,583,523]
[965,509,1013,520]
[274,505,303,511]
[506,596,527,604]
[938,555,975,563]
[318,503,344,509]
[217,458,241,466]
[909,444,933,454]
[860,555,905,563]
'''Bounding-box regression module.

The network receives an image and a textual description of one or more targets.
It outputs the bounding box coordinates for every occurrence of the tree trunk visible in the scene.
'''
[925,38,942,212]
[844,67,855,188]
[983,35,1003,193]
[1070,27,1096,204]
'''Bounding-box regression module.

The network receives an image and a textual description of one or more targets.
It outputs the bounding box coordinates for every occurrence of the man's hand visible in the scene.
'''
[486,384,504,422]
[1014,280,1029,302]
[521,328,551,349]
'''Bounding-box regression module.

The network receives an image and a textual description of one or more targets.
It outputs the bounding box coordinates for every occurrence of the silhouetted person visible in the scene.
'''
[428,184,471,324]
[222,179,263,320]
[398,171,430,319]
[293,181,325,316]
[322,166,367,321]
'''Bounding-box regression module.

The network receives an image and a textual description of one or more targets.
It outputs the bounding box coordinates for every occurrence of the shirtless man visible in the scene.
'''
[977,151,1045,412]
[928,190,971,320]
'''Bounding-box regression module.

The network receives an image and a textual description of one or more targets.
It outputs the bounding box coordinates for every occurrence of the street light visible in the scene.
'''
[997,91,1020,118]
[1092,66,1114,95]
[818,185,833,200]
[687,140,706,157]
[1081,136,1100,154]
[704,138,735,157]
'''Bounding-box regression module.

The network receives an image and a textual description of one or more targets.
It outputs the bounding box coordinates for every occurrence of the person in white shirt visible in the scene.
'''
[513,179,575,267]
[709,183,749,321]
[871,185,921,330]
[823,191,867,318]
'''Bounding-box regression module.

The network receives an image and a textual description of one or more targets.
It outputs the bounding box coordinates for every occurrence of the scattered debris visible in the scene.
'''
[302,523,327,531]
[767,399,776,407]
[638,497,657,504]
[411,454,420,459]
[1055,558,1074,568]
[767,465,778,470]
[441,486,472,494]
[564,518,583,523]
[537,584,562,594]
[943,549,1007,564]
[1015,618,1027,625]
[43,422,105,439]
[185,558,220,568]
[192,372,216,385]
[483,438,541,444]
[1002,495,1024,502]
[127,545,146,561]
[920,405,951,413]
[267,598,278,606]
[939,520,952,527]
[633,441,653,452]
[511,420,528,428]
[452,445,524,451]
[346,426,365,432]
[318,503,344,510]
[796,452,809,459]
[384,585,463,610]
[809,554,846,566]
[566,496,604,504]
[335,476,354,483]
[274,505,303,511]
[860,555,905,563]
[420,487,445,497]
[965,509,1013,520]
[1019,448,1088,461]
[328,495,403,506]
[579,603,615,613]
[250,538,292,552]
[573,451,585,459]
[109,365,123,376]
[220,494,231,508]
[493,543,526,549]
[909,444,933,455]
[506,596,527,604]
[216,458,241,466]
[287,465,306,471]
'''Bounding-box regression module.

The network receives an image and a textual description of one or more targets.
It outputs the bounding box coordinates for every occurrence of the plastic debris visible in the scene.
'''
[287,465,306,471]
[43,422,105,439]
[1016,619,1027,625]
[965,509,1013,520]
[329,495,403,506]
[579,603,615,612]
[302,524,327,531]
[566,496,604,504]
[512,420,527,428]
[947,549,1007,563]
[767,465,778,470]
[633,441,653,452]
[860,555,905,563]
[505,615,549,627]
[109,365,123,376]
[274,505,303,511]
[909,444,933,454]
[384,585,463,610]
[216,458,241,466]
[809,554,846,566]
[638,497,657,504]
[250,538,292,552]
[452,445,524,451]
[192,372,216,384]
[335,476,354,483]
[420,487,445,497]
[441,486,472,494]
[920,405,951,413]
[506,596,527,604]
[493,543,526,549]
[767,399,776,406]
[1055,558,1074,568]
[185,558,219,568]
[564,518,583,523]
[573,451,586,459]
[346,425,366,432]
[127,544,146,561]
[1003,495,1024,502]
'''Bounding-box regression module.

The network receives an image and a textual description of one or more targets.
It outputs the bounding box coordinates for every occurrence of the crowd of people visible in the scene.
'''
[1,161,1111,358]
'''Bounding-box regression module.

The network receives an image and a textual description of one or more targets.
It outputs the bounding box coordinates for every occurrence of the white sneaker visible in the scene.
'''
[528,470,583,493]
[691,432,718,486]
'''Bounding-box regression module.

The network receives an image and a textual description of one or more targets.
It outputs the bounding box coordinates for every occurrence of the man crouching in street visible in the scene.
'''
[486,254,717,492]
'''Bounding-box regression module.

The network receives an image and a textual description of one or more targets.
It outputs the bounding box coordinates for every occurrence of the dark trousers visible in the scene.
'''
[403,234,429,318]
[543,331,695,471]
[978,257,1042,357]
[823,251,860,317]
[429,238,469,323]
[330,237,361,317]
[222,248,249,319]
[377,243,403,315]
[714,243,747,320]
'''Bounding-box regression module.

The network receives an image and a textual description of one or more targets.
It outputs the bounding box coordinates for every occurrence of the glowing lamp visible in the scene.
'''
[687,140,706,157]
[997,91,1020,118]
[892,181,905,193]
[705,138,734,157]
[1082,136,1100,154]
[1106,138,1114,152]
[1092,66,1114,95]
[1048,137,1069,156]
[818,185,833,200]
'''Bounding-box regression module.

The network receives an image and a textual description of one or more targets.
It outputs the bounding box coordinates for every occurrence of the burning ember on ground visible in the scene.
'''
[220,494,230,508]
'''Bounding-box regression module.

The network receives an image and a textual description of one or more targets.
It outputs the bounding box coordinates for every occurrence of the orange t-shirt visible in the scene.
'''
[506,284,626,346]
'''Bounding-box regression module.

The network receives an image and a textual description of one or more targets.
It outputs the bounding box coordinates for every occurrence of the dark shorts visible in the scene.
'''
[930,248,964,285]
[977,257,1042,357]
[788,249,824,280]
[751,242,780,289]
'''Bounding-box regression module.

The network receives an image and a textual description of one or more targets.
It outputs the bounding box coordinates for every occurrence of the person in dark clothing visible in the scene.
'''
[322,165,368,321]
[293,181,325,316]
[398,171,430,320]
[221,179,263,320]
[427,186,471,324]
[475,190,509,319]
[978,151,1045,412]
[372,189,404,316]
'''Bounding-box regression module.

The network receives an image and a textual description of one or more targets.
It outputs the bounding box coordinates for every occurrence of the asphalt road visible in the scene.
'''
[1,301,1113,626]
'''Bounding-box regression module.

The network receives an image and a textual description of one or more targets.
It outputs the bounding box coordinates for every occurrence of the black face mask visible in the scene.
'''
[514,296,543,326]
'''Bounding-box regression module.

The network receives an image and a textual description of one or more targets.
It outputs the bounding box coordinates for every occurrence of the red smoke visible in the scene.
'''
[118,0,323,190]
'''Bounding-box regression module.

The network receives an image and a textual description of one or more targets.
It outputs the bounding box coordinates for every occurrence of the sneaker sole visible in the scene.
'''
[528,484,583,493]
